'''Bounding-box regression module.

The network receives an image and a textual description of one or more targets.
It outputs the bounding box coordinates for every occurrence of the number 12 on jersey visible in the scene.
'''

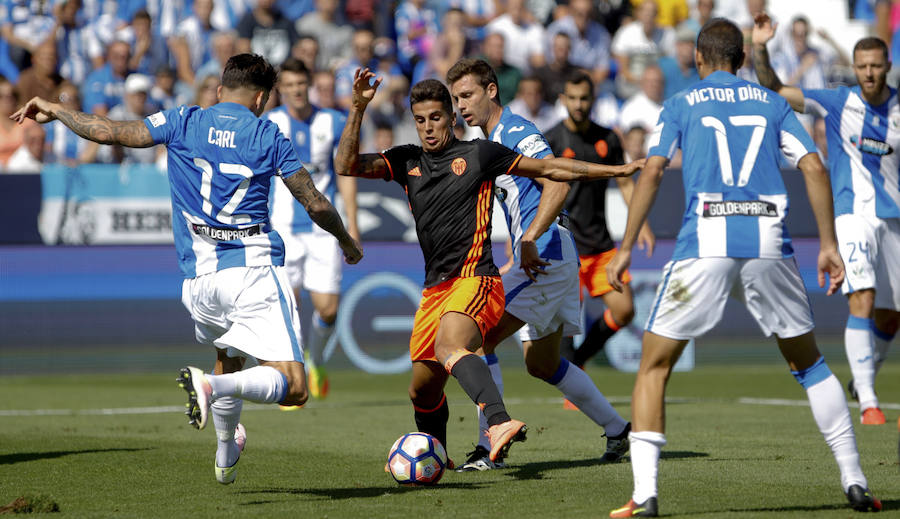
[194,157,253,225]
[701,115,767,187]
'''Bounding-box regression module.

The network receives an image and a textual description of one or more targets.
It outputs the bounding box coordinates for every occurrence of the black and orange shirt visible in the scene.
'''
[380,138,522,288]
[545,121,624,255]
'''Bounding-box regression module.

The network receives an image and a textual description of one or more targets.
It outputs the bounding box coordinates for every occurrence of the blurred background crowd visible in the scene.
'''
[0,0,894,174]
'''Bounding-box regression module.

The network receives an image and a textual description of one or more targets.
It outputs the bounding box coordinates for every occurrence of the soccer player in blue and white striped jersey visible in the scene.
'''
[607,18,880,517]
[266,58,359,401]
[12,54,362,485]
[754,15,900,428]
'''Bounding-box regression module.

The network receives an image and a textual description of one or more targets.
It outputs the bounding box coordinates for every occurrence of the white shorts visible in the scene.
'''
[503,237,582,342]
[836,213,900,310]
[645,257,815,340]
[181,265,304,362]
[282,231,343,294]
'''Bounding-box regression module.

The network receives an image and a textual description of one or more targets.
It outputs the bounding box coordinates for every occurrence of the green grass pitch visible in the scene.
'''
[1,362,898,518]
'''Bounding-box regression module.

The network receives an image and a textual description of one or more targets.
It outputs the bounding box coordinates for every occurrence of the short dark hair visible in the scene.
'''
[565,71,594,92]
[446,58,500,103]
[221,54,278,93]
[853,37,889,62]
[279,57,310,79]
[409,79,454,116]
[697,18,744,71]
[133,9,150,22]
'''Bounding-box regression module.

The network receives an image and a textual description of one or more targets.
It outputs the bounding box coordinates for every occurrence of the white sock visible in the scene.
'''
[212,396,243,468]
[307,311,334,367]
[872,326,894,375]
[630,431,666,503]
[208,366,288,404]
[792,357,867,491]
[845,316,878,409]
[477,354,503,450]
[548,359,627,436]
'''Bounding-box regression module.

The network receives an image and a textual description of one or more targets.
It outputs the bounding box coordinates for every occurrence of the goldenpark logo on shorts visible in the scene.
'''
[451,157,467,176]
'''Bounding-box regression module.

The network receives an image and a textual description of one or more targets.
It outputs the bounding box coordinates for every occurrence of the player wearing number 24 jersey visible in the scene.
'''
[606,19,880,517]
[12,54,362,486]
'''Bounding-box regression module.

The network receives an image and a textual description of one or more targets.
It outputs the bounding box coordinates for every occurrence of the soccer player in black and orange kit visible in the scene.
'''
[334,68,644,464]
[545,72,656,372]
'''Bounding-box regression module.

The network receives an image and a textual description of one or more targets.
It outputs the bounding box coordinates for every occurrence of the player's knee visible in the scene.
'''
[316,307,338,325]
[281,384,308,406]
[614,306,635,327]
[525,357,555,380]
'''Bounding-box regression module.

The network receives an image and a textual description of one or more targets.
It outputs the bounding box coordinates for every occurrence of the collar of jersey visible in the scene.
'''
[704,70,739,84]
[211,102,254,115]
[489,106,513,140]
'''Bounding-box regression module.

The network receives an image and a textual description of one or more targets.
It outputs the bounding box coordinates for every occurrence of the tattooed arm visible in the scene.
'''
[11,96,155,147]
[751,14,806,112]
[283,169,363,264]
[334,68,391,179]
[513,155,644,182]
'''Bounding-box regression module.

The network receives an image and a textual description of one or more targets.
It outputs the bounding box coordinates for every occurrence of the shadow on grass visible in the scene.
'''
[679,498,896,515]
[239,482,487,501]
[0,447,152,465]
[504,452,708,481]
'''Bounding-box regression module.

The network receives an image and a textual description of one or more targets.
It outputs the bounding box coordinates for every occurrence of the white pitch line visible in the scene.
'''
[4,396,886,417]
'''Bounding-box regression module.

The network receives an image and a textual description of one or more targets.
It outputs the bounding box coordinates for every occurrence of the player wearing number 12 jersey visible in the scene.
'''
[606,19,880,516]
[12,54,362,485]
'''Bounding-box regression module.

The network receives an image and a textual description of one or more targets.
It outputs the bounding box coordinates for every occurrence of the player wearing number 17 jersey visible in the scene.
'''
[606,19,880,517]
[12,54,362,486]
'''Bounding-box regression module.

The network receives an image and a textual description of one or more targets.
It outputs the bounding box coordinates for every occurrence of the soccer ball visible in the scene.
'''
[387,432,447,486]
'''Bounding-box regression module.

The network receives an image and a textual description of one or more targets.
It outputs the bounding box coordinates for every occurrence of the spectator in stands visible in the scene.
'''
[196,30,237,83]
[546,0,612,89]
[486,0,546,74]
[412,7,468,84]
[771,16,827,90]
[344,0,376,29]
[658,25,699,99]
[655,0,689,27]
[194,74,220,109]
[367,119,394,153]
[236,0,298,67]
[117,9,170,77]
[44,83,86,165]
[54,0,100,85]
[278,0,316,20]
[366,75,417,145]
[394,0,438,76]
[148,66,177,110]
[611,0,675,99]
[534,32,580,106]
[508,76,559,131]
[296,0,353,71]
[107,74,160,165]
[618,65,664,133]
[311,69,338,110]
[480,32,521,106]
[1,0,55,70]
[452,0,499,44]
[679,0,714,36]
[15,40,66,104]
[622,125,648,162]
[0,76,37,166]
[335,27,403,112]
[210,0,249,33]
[82,40,131,116]
[170,0,215,85]
[292,34,320,73]
[3,122,45,174]
[593,0,632,37]
[590,87,621,130]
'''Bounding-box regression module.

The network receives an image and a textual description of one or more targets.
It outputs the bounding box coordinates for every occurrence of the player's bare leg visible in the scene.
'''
[611,332,687,518]
[845,289,884,424]
[872,308,898,374]
[777,332,881,511]
[574,284,636,368]
[435,312,526,462]
[306,290,339,398]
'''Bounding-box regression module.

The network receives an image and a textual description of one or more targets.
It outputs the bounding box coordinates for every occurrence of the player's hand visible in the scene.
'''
[752,14,777,47]
[520,240,550,282]
[818,246,844,296]
[341,237,363,265]
[636,222,655,257]
[351,68,382,110]
[606,248,632,293]
[619,159,646,176]
[10,96,57,124]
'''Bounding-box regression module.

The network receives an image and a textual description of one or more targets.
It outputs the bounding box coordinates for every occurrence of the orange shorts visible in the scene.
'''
[579,249,631,298]
[409,276,505,362]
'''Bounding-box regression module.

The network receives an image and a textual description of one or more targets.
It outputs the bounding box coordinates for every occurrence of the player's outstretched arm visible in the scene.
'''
[606,155,666,292]
[797,152,844,295]
[752,14,806,113]
[518,175,568,281]
[334,68,390,180]
[11,96,154,147]
[512,155,644,182]
[283,170,363,264]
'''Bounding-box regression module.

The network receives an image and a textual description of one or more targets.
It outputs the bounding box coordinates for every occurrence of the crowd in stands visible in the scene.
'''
[0,0,890,173]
